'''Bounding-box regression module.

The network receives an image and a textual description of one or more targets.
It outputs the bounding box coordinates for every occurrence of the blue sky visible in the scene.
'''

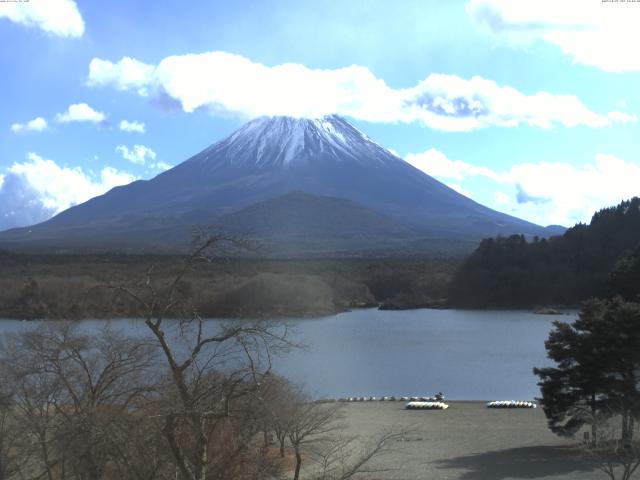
[2,0,640,230]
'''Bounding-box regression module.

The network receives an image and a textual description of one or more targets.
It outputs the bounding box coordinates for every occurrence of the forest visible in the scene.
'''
[449,197,640,308]
[0,247,456,320]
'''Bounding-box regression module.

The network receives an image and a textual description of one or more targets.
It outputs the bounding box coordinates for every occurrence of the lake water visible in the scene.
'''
[0,308,574,400]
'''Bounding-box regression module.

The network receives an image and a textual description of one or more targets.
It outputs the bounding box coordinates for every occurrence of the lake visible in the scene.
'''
[0,308,573,400]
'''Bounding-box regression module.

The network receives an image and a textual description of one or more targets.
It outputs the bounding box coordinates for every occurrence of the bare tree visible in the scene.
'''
[309,428,409,480]
[258,377,411,480]
[111,230,291,480]
[0,338,63,480]
[0,388,26,480]
[0,323,158,480]
[287,400,344,480]
[258,374,299,458]
[0,229,409,480]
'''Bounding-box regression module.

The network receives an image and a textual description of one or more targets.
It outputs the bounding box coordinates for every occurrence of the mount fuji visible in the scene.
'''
[0,115,563,255]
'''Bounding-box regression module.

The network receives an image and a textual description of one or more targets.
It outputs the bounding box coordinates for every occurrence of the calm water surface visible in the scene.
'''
[0,308,574,400]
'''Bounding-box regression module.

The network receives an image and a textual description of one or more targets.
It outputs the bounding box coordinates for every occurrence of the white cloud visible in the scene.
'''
[116,144,156,165]
[387,147,400,158]
[0,152,135,230]
[88,57,155,95]
[447,183,474,198]
[495,191,510,205]
[467,0,640,73]
[119,119,146,133]
[151,161,172,171]
[406,147,502,182]
[403,74,621,130]
[11,117,48,133]
[86,51,628,131]
[56,103,106,123]
[502,154,640,225]
[607,111,637,124]
[0,0,84,37]
[406,147,640,226]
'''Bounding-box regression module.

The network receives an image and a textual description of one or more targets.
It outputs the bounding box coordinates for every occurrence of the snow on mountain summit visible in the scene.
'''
[192,115,401,170]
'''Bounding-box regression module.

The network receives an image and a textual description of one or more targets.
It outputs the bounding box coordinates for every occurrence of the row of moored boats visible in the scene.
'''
[486,400,537,409]
[316,396,537,410]
[334,395,444,403]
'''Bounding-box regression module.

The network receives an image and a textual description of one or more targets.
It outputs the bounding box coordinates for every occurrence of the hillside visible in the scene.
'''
[449,197,640,308]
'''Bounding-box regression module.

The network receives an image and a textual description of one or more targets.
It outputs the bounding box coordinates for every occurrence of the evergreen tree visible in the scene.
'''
[450,197,640,308]
[609,245,640,301]
[534,298,640,445]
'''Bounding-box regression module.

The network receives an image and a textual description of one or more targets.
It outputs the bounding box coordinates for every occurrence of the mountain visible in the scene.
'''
[0,115,561,255]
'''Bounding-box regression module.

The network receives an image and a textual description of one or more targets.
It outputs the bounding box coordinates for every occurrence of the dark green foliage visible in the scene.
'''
[608,245,640,302]
[450,197,640,308]
[534,298,640,443]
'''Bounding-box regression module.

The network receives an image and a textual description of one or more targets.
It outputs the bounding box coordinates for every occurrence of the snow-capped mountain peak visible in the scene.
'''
[1,112,555,253]
[193,115,400,169]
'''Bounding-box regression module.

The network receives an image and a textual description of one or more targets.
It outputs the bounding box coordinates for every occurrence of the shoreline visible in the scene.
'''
[314,398,539,403]
[0,305,579,322]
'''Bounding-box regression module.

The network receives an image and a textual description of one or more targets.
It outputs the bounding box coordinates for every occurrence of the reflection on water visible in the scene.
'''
[0,308,574,400]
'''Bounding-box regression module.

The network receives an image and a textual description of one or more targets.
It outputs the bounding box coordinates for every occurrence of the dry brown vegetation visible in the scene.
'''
[0,250,456,320]
[0,232,409,480]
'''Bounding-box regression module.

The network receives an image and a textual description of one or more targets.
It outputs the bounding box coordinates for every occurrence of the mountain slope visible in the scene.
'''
[218,191,411,239]
[216,191,419,256]
[0,115,560,254]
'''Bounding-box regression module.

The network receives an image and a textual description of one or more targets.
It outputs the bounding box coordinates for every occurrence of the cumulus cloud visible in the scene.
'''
[403,74,623,130]
[386,148,400,158]
[116,144,156,165]
[447,183,474,198]
[119,119,146,133]
[607,111,637,124]
[467,0,640,73]
[0,153,135,231]
[494,191,510,205]
[56,103,106,123]
[88,57,155,95]
[503,155,640,225]
[11,117,48,133]
[0,0,84,37]
[406,148,502,181]
[86,51,627,131]
[0,172,55,230]
[151,161,172,171]
[406,147,640,226]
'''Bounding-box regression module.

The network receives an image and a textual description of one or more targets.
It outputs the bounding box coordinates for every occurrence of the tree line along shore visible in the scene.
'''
[0,253,455,320]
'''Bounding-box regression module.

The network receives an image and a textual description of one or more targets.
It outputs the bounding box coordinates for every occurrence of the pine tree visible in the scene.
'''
[534,298,640,445]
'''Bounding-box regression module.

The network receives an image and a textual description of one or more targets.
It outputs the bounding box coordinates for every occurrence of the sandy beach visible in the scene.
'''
[322,401,604,480]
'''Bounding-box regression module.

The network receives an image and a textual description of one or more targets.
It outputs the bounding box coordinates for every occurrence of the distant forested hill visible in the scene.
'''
[449,197,640,308]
